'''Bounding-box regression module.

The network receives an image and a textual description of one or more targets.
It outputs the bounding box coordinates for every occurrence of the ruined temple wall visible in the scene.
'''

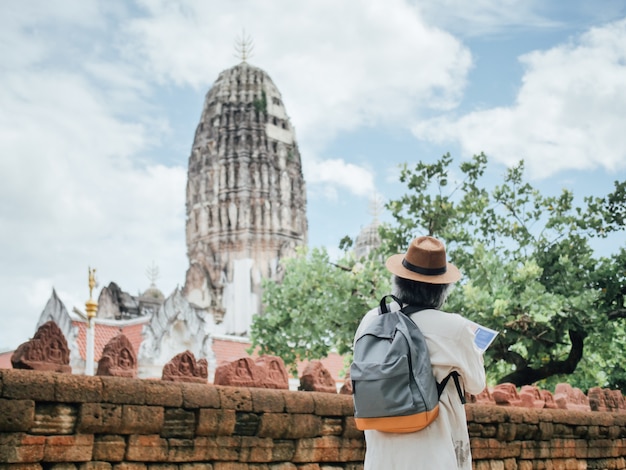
[2,369,626,469]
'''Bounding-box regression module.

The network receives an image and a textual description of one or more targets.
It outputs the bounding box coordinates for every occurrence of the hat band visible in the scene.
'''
[402,258,447,276]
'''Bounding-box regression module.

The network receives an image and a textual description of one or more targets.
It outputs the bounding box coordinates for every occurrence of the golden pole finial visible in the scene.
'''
[85,267,98,376]
[234,29,254,63]
[88,267,97,299]
[86,267,98,320]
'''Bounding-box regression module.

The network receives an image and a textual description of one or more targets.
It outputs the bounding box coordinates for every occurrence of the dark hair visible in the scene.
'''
[392,275,452,309]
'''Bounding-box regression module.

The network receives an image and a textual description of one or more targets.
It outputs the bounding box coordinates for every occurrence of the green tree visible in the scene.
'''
[248,246,390,376]
[383,153,626,389]
[250,153,626,389]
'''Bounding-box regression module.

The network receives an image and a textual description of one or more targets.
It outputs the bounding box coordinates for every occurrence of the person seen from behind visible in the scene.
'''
[354,235,486,469]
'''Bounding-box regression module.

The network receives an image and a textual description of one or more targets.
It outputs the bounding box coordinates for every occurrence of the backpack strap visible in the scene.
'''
[379,294,402,314]
[437,371,466,404]
[379,295,426,315]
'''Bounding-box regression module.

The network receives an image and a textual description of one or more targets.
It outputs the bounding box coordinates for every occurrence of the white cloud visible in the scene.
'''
[412,18,626,178]
[0,1,188,351]
[415,0,558,37]
[5,0,622,352]
[304,157,376,200]
[124,0,472,149]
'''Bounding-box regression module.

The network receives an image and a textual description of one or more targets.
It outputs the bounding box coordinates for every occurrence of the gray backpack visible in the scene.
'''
[350,294,464,433]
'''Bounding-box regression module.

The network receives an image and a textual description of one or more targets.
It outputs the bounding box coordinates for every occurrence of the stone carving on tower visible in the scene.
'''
[183,46,307,335]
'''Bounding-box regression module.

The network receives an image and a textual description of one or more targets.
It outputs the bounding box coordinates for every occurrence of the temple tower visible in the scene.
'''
[183,61,307,335]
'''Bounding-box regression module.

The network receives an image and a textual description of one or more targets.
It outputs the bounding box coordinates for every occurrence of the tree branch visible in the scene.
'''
[607,308,626,321]
[497,329,586,386]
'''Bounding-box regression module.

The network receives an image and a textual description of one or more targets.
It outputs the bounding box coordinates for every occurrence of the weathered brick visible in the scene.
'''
[197,408,236,436]
[55,374,102,403]
[238,437,274,462]
[0,464,44,470]
[342,416,364,440]
[474,462,497,470]
[2,370,55,401]
[44,434,94,462]
[257,413,291,438]
[496,422,517,441]
[503,458,518,470]
[251,388,285,413]
[0,433,46,463]
[311,393,343,417]
[321,418,343,436]
[79,462,113,470]
[0,398,35,431]
[217,386,252,411]
[497,441,522,459]
[112,464,147,470]
[179,464,215,470]
[283,391,314,414]
[213,463,249,470]
[292,437,342,463]
[120,405,164,434]
[468,404,507,424]
[271,440,296,462]
[167,438,204,462]
[214,436,242,460]
[537,421,554,439]
[338,438,366,462]
[234,412,260,436]
[283,415,322,439]
[32,403,77,435]
[161,408,195,438]
[608,425,621,439]
[469,438,506,460]
[93,435,126,462]
[126,435,167,462]
[101,377,145,405]
[519,440,551,460]
[191,437,219,461]
[144,381,183,407]
[180,383,220,409]
[47,464,78,470]
[268,464,297,470]
[77,403,123,434]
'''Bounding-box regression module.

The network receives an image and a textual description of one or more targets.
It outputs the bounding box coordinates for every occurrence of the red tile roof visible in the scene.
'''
[73,320,147,360]
[0,351,12,369]
[212,337,260,364]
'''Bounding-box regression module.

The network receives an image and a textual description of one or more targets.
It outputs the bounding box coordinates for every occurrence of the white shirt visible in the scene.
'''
[354,305,486,470]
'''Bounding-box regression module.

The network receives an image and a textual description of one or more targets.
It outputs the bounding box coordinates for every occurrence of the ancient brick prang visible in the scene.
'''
[183,61,308,335]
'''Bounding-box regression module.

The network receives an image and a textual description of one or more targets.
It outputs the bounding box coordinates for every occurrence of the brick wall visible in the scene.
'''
[1,369,626,469]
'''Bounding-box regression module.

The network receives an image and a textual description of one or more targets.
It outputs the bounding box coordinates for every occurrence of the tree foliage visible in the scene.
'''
[248,247,390,376]
[382,153,626,389]
[250,153,626,389]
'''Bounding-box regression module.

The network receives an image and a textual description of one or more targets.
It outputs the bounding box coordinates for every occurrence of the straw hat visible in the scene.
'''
[385,236,461,284]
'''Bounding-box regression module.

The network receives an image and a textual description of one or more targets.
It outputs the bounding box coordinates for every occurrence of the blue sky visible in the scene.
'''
[1,0,626,351]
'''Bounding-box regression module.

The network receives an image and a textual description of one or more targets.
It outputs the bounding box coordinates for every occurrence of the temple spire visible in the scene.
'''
[368,194,384,222]
[145,261,160,288]
[234,29,254,63]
